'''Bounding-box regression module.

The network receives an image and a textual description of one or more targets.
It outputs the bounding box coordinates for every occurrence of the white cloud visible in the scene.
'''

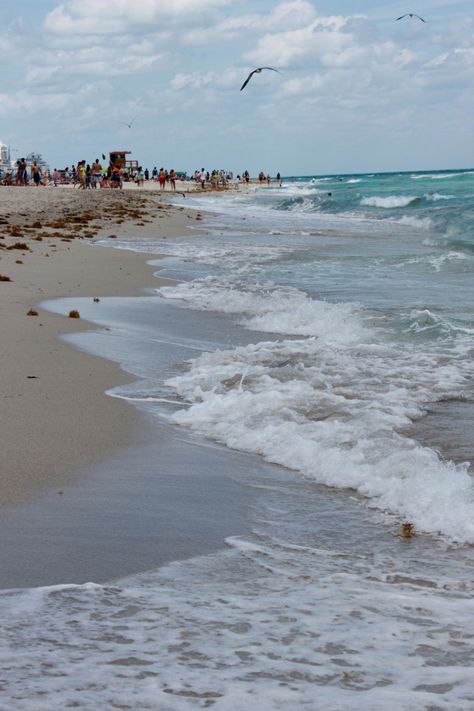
[44,0,229,35]
[170,68,240,91]
[0,90,71,117]
[0,28,24,65]
[25,42,164,84]
[245,16,351,67]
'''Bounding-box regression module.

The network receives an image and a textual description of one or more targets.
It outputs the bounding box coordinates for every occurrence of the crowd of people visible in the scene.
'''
[1,158,282,190]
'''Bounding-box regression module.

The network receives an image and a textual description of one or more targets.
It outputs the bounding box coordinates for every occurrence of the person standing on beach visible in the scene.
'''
[85,164,92,189]
[110,164,123,189]
[31,162,41,187]
[136,167,144,187]
[91,159,102,189]
[159,167,166,190]
[200,169,206,189]
[16,158,27,186]
[169,169,177,191]
[76,161,86,189]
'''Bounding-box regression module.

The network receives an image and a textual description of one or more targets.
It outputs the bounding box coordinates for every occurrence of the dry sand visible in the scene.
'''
[0,185,204,505]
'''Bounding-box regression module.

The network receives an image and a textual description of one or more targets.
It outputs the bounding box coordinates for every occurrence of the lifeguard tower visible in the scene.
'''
[109,151,139,173]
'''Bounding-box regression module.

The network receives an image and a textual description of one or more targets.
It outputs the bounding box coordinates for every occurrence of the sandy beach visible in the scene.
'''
[0,184,203,506]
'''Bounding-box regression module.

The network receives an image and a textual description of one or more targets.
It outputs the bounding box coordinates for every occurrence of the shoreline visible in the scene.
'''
[0,185,257,590]
[0,186,203,506]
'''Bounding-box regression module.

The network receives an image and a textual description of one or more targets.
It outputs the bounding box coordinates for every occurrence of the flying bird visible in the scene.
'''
[396,13,426,22]
[240,67,281,92]
[117,116,137,128]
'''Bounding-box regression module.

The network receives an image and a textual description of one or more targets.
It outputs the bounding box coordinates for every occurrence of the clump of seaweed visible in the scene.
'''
[7,242,30,251]
[27,308,38,316]
[399,522,415,539]
[0,274,12,282]
[15,259,23,264]
[68,309,80,319]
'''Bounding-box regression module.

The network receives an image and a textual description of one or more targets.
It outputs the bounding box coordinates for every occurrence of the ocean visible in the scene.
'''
[1,169,474,709]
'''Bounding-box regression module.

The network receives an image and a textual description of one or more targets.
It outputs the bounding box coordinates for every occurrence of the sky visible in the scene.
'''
[0,0,473,175]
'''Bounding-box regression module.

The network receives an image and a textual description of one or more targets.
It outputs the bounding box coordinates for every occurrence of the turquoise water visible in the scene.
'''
[282,169,474,252]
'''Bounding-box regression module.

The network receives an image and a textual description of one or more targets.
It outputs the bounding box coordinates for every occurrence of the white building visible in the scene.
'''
[0,141,10,169]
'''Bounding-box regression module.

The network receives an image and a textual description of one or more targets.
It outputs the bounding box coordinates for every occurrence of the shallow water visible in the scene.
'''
[1,169,473,709]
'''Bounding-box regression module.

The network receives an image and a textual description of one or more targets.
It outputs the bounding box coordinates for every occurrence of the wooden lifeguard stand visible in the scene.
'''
[109,151,139,172]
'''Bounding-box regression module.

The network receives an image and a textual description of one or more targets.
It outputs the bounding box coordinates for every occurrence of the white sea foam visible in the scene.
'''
[166,332,474,543]
[401,251,472,273]
[279,184,326,197]
[347,178,361,183]
[411,173,460,180]
[158,269,474,543]
[401,308,474,338]
[109,239,289,267]
[361,195,418,208]
[159,278,367,343]
[1,537,473,710]
[426,192,455,201]
[391,215,432,229]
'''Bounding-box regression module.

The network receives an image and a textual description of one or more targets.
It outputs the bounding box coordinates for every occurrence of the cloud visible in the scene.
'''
[244,16,352,68]
[25,42,164,84]
[0,89,72,117]
[0,28,23,65]
[169,68,240,91]
[44,0,229,35]
[180,1,317,46]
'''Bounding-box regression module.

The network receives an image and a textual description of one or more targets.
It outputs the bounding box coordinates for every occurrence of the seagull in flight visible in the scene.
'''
[117,116,137,128]
[240,67,281,92]
[396,13,426,22]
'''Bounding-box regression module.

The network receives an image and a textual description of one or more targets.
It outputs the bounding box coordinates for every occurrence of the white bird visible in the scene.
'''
[396,13,426,22]
[240,67,281,92]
